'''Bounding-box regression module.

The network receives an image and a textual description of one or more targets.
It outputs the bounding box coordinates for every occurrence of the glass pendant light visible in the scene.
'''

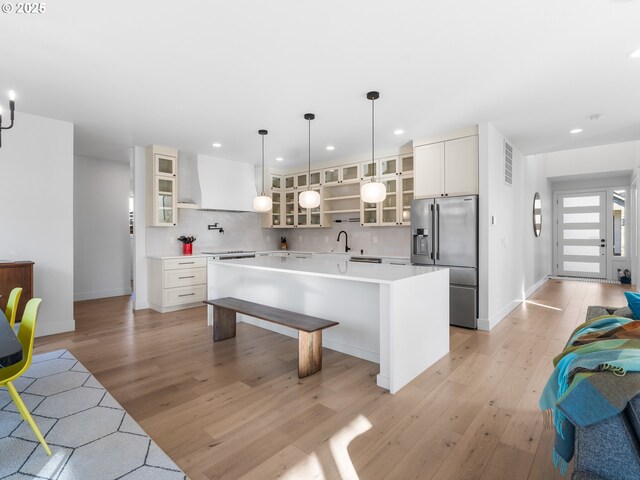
[360,91,387,204]
[299,113,321,209]
[253,129,273,212]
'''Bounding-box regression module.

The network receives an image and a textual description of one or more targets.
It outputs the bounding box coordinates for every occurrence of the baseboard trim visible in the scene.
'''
[478,275,550,331]
[74,287,132,302]
[525,276,549,298]
[35,318,75,337]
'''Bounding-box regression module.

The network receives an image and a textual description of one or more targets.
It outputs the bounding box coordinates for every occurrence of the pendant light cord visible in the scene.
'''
[261,134,265,194]
[308,118,311,190]
[371,96,375,182]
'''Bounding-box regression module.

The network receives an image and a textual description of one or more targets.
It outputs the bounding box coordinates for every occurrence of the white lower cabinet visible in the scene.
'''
[148,256,207,313]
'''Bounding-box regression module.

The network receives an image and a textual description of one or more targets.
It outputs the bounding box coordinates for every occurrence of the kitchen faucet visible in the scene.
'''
[337,230,351,253]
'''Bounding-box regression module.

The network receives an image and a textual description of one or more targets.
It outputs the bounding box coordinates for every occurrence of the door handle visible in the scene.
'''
[436,204,440,260]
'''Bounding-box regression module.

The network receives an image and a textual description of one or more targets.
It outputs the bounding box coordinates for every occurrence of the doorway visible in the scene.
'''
[556,191,607,279]
[554,187,630,281]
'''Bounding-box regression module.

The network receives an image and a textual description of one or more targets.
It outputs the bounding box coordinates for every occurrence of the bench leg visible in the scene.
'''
[298,331,322,378]
[213,306,236,342]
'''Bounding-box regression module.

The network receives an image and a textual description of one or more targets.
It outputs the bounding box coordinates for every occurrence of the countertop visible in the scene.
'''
[148,250,411,262]
[207,255,443,284]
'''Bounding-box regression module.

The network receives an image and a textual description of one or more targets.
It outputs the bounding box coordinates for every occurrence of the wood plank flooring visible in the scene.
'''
[33,280,634,479]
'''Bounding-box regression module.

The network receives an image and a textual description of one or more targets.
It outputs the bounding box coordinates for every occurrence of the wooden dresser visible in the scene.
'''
[0,261,34,321]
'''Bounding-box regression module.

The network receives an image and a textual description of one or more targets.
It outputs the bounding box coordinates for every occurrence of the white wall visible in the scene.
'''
[478,123,552,331]
[0,112,74,336]
[543,141,638,179]
[74,155,131,301]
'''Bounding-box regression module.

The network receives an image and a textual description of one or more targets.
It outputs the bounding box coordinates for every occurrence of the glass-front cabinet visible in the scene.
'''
[360,175,414,226]
[361,161,377,180]
[285,191,295,226]
[154,153,177,177]
[270,174,282,190]
[147,145,178,227]
[400,154,414,174]
[309,170,322,187]
[271,191,282,227]
[296,173,308,189]
[155,176,176,226]
[324,163,359,185]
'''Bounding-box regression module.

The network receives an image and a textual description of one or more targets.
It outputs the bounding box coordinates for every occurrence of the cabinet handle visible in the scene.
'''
[178,262,195,265]
[178,275,195,279]
[179,293,195,297]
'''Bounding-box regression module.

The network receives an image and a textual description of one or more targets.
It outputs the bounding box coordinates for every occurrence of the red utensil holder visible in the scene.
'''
[183,243,193,255]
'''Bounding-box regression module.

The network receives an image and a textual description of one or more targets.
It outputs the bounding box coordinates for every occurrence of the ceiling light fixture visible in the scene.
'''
[276,157,284,162]
[629,48,640,59]
[361,91,386,204]
[570,128,583,134]
[0,90,17,148]
[393,129,404,135]
[299,113,321,209]
[253,130,273,212]
[212,142,222,148]
[326,145,335,151]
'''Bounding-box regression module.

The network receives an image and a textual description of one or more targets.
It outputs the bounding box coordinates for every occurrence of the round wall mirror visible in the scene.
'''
[533,192,542,237]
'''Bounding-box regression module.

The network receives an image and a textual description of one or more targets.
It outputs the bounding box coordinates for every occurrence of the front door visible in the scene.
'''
[557,192,607,278]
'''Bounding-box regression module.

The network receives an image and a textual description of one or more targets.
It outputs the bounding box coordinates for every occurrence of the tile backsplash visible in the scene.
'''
[145,210,411,258]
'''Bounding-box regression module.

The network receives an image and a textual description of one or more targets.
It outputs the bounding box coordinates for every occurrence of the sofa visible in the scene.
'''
[572,306,640,480]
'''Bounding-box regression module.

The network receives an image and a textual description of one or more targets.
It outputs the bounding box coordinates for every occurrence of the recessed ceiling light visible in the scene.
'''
[588,114,604,121]
[326,145,335,151]
[629,48,640,59]
[393,129,404,135]
[570,128,583,134]
[212,142,222,148]
[275,157,284,162]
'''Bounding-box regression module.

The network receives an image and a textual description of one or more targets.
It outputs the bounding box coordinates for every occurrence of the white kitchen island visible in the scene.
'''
[207,256,449,394]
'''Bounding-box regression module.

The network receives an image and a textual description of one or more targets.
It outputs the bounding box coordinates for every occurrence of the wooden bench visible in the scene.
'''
[204,297,339,378]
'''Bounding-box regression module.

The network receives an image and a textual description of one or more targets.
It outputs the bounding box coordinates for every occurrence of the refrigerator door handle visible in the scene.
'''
[430,204,435,260]
[435,203,440,260]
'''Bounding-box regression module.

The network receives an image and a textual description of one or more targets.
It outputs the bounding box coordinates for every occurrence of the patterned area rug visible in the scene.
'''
[550,275,620,285]
[0,349,187,480]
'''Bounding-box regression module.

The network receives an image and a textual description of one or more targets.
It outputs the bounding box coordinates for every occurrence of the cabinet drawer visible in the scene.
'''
[164,257,207,270]
[164,284,206,307]
[164,267,206,288]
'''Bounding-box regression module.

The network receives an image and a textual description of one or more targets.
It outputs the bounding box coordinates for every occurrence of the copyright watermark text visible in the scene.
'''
[2,3,47,14]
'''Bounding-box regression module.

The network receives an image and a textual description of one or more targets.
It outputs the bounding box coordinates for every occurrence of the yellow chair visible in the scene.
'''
[5,287,22,328]
[0,298,51,456]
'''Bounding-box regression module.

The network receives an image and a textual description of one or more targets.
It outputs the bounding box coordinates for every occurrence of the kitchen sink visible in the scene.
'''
[349,256,382,264]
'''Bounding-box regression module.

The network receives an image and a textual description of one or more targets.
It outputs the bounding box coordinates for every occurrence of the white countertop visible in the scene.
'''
[148,250,411,262]
[208,255,443,284]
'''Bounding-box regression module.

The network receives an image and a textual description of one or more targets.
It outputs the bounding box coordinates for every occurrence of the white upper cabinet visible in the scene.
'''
[443,136,478,197]
[414,142,444,198]
[414,135,478,198]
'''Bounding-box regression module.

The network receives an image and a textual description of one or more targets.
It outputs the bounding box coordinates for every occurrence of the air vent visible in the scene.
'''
[504,140,513,186]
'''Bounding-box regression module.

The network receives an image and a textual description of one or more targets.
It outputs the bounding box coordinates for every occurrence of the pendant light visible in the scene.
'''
[253,129,273,212]
[299,113,321,209]
[360,91,387,203]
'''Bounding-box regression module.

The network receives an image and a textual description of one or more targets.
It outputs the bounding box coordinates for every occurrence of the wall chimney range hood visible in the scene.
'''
[195,154,259,212]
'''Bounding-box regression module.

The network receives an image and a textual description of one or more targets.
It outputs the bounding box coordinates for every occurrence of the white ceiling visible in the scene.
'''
[1,0,639,167]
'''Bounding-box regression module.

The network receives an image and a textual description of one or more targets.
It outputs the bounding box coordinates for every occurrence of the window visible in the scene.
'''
[613,190,625,257]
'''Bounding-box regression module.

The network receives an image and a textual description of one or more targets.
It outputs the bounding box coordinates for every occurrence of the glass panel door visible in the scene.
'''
[380,177,398,225]
[324,168,339,184]
[285,175,295,189]
[342,164,359,182]
[309,171,321,186]
[155,154,175,176]
[400,154,414,174]
[271,175,281,189]
[285,192,295,226]
[557,192,607,278]
[401,176,414,224]
[309,188,322,226]
[361,161,377,179]
[380,157,397,176]
[156,177,175,225]
[271,192,281,226]
[297,173,308,189]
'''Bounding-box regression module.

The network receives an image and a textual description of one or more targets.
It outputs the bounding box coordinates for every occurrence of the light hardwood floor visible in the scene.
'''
[34,280,633,479]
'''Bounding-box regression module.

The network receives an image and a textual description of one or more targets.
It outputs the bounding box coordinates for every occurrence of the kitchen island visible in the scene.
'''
[207,256,449,393]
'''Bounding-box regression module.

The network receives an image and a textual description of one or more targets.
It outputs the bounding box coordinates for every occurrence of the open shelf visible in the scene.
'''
[324,194,361,201]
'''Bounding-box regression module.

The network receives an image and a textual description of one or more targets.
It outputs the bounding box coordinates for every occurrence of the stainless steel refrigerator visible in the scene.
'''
[411,195,478,329]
